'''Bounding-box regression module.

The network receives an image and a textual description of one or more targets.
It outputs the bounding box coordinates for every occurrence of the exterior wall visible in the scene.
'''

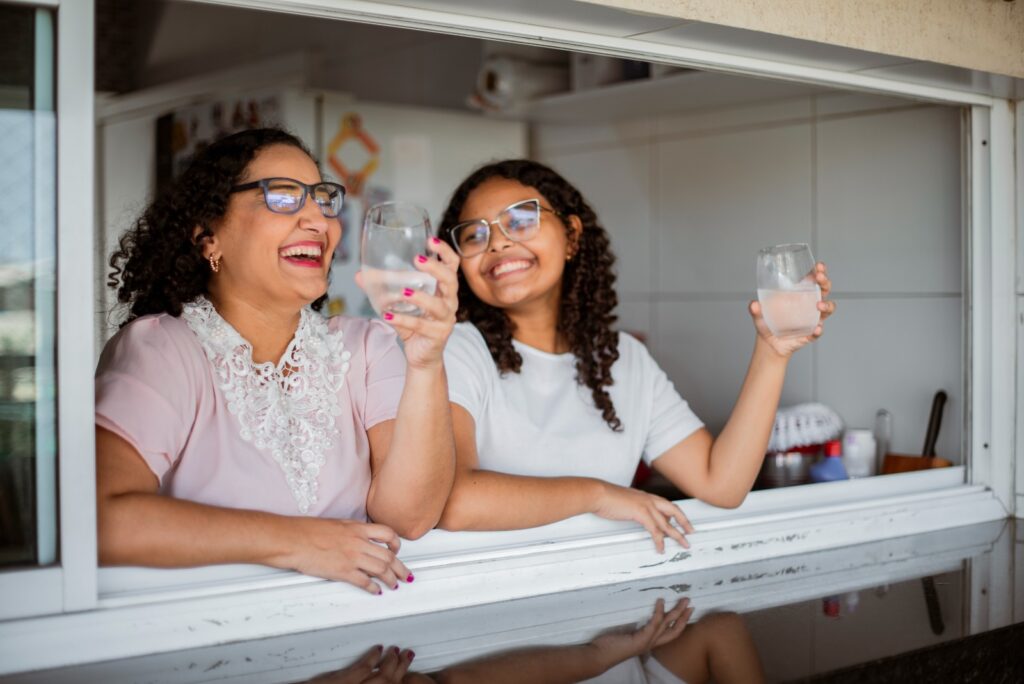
[581,0,1024,79]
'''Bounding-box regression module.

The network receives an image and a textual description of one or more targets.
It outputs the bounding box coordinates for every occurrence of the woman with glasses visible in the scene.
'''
[95,128,459,593]
[437,160,835,552]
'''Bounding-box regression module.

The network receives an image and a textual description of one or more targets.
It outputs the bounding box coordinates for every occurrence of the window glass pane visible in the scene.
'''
[0,5,56,569]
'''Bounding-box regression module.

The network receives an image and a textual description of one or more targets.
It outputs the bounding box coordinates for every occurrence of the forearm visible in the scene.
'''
[434,643,610,684]
[98,491,301,570]
[438,470,605,531]
[706,337,789,505]
[367,363,456,538]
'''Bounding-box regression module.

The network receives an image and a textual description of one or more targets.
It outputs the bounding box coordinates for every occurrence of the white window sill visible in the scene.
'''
[0,468,1007,675]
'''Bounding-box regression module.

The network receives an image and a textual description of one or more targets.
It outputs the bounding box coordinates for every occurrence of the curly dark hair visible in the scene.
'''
[439,159,622,431]
[108,127,326,325]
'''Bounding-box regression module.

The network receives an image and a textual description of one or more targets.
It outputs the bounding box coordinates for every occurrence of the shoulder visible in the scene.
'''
[446,322,494,364]
[609,330,663,381]
[95,312,210,397]
[614,330,653,363]
[98,313,199,368]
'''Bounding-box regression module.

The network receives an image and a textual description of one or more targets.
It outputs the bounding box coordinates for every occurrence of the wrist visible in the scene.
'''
[754,334,791,364]
[586,479,611,514]
[406,358,445,375]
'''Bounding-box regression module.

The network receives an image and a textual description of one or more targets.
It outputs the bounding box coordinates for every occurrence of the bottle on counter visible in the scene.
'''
[810,439,848,483]
[842,429,877,478]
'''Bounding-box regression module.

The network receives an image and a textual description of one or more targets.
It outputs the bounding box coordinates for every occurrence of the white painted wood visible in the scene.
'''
[815,298,964,458]
[542,143,654,295]
[654,298,814,433]
[94,468,971,602]
[816,107,962,294]
[0,489,999,675]
[1018,296,1024,516]
[968,105,1016,515]
[55,0,97,614]
[987,100,1018,516]
[655,123,813,293]
[0,568,62,622]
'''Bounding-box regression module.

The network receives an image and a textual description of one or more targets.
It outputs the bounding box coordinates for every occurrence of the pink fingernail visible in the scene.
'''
[393,583,399,590]
[402,288,414,297]
[383,312,394,321]
[416,255,428,263]
[406,573,415,583]
[431,237,441,245]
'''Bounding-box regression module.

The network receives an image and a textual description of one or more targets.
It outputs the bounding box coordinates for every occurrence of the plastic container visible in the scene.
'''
[810,440,848,483]
[842,429,877,478]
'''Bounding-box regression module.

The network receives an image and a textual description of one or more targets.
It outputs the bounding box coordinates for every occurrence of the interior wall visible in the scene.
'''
[535,92,964,460]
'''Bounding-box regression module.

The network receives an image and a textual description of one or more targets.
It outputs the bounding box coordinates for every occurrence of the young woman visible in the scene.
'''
[96,128,459,593]
[437,159,834,552]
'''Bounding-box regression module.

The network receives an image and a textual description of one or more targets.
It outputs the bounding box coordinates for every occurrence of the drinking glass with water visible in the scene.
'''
[360,202,437,317]
[756,243,821,338]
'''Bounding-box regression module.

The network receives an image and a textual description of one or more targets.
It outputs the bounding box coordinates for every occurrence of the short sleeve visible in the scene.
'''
[94,317,198,483]
[442,323,492,422]
[629,337,704,465]
[360,320,407,429]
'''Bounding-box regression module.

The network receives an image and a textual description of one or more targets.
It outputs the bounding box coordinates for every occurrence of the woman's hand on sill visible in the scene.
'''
[272,518,412,595]
[591,482,694,553]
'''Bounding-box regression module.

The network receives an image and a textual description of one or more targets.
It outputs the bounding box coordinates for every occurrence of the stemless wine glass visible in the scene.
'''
[360,202,437,317]
[756,243,821,338]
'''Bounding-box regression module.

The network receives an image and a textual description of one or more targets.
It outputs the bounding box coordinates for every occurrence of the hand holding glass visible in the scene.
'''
[756,243,821,338]
[360,202,437,317]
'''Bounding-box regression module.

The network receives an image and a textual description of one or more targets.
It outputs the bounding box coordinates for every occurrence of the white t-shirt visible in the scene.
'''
[444,322,704,486]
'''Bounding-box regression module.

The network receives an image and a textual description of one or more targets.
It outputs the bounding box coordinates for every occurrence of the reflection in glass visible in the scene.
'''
[0,5,56,568]
[304,601,765,684]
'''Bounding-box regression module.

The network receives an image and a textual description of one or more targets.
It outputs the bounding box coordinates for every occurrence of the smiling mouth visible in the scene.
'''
[488,259,534,279]
[279,243,325,268]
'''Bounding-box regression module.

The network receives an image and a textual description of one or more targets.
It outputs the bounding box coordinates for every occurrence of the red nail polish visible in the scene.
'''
[375,645,384,653]
[416,255,428,263]
[402,288,414,297]
[406,573,415,583]
[383,312,394,321]
[431,237,441,245]
[393,583,399,590]
[407,650,416,661]
[393,647,401,656]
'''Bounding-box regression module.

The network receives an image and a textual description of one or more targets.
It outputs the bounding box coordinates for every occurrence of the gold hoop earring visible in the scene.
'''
[209,255,221,273]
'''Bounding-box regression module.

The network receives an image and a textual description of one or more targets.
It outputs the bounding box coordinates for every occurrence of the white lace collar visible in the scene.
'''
[181,296,351,513]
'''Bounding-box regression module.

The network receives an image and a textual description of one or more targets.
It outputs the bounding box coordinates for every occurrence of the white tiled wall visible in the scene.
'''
[538,93,964,461]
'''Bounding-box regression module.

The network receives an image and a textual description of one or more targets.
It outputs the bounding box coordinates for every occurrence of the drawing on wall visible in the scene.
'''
[324,113,392,317]
[155,95,282,192]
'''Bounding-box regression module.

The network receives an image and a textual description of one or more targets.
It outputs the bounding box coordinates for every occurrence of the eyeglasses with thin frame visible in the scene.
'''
[230,177,346,218]
[448,198,562,258]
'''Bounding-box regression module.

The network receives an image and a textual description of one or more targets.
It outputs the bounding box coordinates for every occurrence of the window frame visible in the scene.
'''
[0,0,1017,672]
[0,0,95,621]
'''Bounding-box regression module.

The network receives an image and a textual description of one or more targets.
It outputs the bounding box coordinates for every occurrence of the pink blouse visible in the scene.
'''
[95,298,406,521]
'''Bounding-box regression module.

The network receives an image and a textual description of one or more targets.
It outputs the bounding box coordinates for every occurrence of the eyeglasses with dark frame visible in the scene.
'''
[448,198,563,258]
[230,177,346,218]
